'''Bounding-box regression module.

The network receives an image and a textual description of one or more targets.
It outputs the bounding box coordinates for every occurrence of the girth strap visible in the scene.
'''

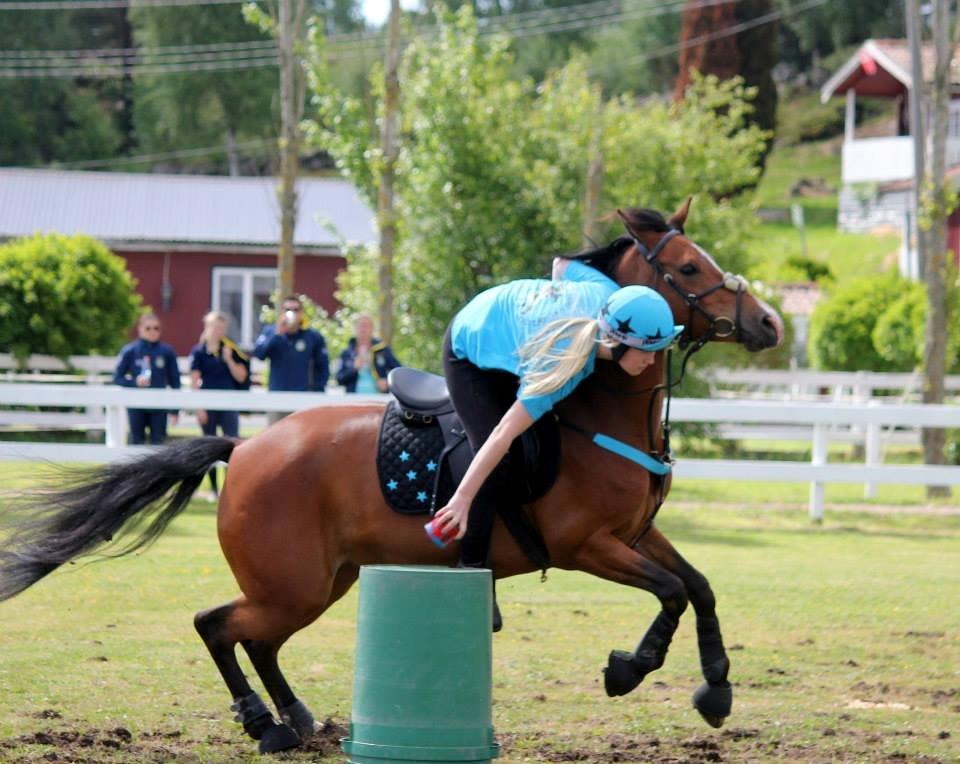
[560,420,672,476]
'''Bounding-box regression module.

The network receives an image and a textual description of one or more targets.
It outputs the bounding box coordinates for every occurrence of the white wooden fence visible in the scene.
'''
[2,383,959,521]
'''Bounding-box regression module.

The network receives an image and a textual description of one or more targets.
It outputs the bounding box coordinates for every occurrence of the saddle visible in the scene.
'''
[377,367,559,569]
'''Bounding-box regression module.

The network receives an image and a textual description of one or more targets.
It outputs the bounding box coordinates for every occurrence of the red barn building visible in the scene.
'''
[0,168,376,353]
[820,39,960,276]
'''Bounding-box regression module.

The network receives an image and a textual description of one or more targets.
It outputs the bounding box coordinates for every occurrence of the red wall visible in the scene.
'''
[949,208,960,267]
[116,249,346,354]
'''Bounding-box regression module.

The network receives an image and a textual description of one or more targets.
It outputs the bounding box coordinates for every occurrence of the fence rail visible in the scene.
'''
[2,383,959,520]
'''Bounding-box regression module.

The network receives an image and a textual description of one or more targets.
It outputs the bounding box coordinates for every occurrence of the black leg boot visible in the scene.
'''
[457,560,502,633]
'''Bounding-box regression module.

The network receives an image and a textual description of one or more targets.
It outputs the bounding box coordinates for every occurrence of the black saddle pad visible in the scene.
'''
[376,400,456,515]
[376,399,561,516]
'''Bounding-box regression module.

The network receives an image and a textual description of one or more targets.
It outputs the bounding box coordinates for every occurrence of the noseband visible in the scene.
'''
[631,228,747,349]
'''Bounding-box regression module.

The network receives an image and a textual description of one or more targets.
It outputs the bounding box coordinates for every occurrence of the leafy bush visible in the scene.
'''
[0,233,141,365]
[809,271,960,372]
[807,273,905,371]
[872,276,960,372]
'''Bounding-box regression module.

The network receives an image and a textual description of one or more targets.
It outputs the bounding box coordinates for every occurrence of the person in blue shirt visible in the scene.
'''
[253,295,330,425]
[432,273,683,630]
[336,313,401,394]
[113,312,182,444]
[190,311,251,500]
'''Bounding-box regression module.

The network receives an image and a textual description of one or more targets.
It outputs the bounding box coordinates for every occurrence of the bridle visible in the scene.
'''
[630,227,748,351]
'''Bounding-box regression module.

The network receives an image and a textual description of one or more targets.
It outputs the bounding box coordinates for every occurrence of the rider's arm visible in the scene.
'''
[433,400,534,539]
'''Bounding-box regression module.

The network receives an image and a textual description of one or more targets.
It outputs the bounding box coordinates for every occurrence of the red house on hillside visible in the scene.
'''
[0,168,376,353]
[820,39,960,277]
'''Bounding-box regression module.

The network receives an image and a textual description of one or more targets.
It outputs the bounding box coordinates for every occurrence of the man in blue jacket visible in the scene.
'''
[253,295,330,424]
[113,312,182,444]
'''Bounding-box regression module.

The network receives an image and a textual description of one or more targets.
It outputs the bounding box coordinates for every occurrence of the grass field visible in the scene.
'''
[0,462,958,763]
[747,140,901,284]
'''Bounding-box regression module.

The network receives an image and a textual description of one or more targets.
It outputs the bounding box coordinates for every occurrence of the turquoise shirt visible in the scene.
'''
[451,263,618,421]
[355,367,378,394]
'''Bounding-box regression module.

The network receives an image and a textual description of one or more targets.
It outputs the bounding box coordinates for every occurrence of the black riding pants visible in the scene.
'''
[442,329,519,567]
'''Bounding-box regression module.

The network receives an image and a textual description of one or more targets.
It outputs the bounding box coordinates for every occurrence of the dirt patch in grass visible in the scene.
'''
[0,719,349,763]
[1,717,956,763]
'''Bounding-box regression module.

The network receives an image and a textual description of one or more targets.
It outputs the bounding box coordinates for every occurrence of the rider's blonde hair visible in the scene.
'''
[519,317,613,396]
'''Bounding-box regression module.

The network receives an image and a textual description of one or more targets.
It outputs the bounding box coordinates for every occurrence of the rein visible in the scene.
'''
[559,225,744,531]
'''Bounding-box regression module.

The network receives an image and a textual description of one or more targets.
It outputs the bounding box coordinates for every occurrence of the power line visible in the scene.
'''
[49,138,275,169]
[0,0,245,9]
[606,0,829,69]
[0,0,826,77]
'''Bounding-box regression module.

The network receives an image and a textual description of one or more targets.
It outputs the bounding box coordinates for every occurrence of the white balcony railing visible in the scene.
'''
[841,135,960,185]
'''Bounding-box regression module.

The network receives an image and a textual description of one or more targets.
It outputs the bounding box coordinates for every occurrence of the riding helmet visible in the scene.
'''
[598,286,684,351]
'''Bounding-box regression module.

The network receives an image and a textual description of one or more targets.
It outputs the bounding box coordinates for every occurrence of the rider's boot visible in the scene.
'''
[456,558,502,633]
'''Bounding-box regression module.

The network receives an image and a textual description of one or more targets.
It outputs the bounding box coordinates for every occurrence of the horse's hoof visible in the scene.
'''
[692,680,732,728]
[257,723,301,754]
[604,650,644,697]
[278,699,316,740]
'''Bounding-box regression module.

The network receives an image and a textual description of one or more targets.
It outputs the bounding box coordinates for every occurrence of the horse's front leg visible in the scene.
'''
[571,531,688,698]
[635,526,732,728]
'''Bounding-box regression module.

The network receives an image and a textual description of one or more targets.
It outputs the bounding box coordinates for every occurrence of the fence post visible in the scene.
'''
[864,401,881,499]
[105,405,127,448]
[810,422,828,522]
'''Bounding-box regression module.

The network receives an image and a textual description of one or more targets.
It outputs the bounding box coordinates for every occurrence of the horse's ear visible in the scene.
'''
[614,208,638,238]
[667,197,693,230]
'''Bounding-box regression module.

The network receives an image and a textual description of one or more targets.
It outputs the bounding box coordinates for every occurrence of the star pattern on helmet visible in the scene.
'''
[644,328,665,342]
[615,316,634,335]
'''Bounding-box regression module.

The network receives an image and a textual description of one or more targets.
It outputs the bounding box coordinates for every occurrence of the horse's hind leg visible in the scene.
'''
[572,532,688,698]
[636,527,732,728]
[241,565,361,741]
[194,601,301,754]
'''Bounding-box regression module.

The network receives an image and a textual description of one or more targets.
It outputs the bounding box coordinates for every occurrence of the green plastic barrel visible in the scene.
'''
[340,565,501,764]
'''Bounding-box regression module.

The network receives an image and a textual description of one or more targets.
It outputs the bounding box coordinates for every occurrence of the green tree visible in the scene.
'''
[0,234,141,364]
[129,5,278,173]
[0,11,122,166]
[308,8,768,370]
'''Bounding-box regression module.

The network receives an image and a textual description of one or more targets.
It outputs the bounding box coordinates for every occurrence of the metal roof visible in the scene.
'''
[0,167,376,251]
[821,39,960,103]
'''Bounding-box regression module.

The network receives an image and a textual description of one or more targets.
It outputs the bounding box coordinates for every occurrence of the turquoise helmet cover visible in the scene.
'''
[598,285,684,351]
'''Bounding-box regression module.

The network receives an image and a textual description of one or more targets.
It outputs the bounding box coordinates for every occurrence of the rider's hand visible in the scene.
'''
[433,493,472,540]
[197,409,209,426]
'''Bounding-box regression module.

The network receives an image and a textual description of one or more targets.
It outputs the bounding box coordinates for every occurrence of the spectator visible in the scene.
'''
[253,294,329,425]
[190,311,250,500]
[336,313,401,393]
[113,312,181,444]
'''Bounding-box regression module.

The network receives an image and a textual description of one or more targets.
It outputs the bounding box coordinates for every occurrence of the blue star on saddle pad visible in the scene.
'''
[399,450,410,462]
[406,470,417,481]
[386,479,398,491]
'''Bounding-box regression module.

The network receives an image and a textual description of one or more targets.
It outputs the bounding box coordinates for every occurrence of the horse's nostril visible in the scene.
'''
[761,313,783,346]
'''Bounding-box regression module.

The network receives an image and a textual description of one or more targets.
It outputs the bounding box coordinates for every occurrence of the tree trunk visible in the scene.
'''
[377,0,402,344]
[921,0,952,498]
[582,87,604,248]
[226,127,240,177]
[276,0,301,299]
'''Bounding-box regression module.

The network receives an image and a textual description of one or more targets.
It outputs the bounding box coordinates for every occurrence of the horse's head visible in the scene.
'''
[571,199,783,352]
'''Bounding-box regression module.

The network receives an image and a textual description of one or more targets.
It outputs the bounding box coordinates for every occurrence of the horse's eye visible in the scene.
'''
[678,264,698,277]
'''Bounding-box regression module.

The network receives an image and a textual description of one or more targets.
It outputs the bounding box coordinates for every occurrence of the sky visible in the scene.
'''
[361,0,420,27]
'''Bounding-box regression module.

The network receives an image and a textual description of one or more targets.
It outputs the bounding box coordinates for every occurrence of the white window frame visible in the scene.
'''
[211,266,278,348]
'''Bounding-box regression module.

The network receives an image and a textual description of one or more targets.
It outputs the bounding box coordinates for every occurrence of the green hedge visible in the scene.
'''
[0,233,141,365]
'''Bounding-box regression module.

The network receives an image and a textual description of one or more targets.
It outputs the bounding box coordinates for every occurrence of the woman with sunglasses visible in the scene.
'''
[113,312,182,444]
[431,275,683,631]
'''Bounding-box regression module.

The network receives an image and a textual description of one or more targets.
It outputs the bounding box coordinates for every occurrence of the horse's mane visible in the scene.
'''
[560,207,670,280]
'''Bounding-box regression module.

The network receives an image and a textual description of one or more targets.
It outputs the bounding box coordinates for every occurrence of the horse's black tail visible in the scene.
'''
[0,436,237,602]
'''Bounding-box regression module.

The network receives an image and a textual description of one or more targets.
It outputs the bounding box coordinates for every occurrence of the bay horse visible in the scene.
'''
[0,199,782,754]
